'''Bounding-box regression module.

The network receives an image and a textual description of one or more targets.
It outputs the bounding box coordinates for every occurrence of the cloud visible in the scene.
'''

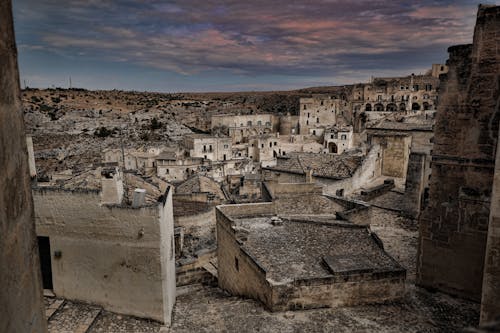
[13,0,479,89]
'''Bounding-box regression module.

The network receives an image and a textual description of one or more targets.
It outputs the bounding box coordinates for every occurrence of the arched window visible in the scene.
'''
[386,103,397,111]
[374,103,384,111]
[423,102,431,110]
[412,103,421,111]
[399,103,406,111]
[365,104,372,111]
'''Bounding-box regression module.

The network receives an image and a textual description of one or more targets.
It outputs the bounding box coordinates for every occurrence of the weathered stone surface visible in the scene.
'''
[417,5,500,303]
[0,1,47,332]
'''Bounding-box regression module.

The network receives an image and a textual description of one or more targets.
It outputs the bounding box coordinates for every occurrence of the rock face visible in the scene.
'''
[0,1,47,332]
[417,5,500,303]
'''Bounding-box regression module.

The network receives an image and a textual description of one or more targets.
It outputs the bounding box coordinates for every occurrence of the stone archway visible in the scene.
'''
[328,142,338,154]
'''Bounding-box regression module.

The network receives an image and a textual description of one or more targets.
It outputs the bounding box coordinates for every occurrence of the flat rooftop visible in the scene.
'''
[234,216,403,283]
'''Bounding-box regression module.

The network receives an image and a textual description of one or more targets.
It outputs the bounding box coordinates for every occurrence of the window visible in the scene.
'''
[247,121,252,126]
[209,145,213,152]
[303,104,307,110]
[224,144,229,149]
[307,112,310,118]
[321,100,324,106]
[341,134,347,140]
[413,85,419,91]
[235,257,239,271]
[377,95,382,101]
[257,121,262,126]
[331,134,334,139]
[261,144,264,148]
[316,118,319,123]
[269,142,272,148]
[166,169,169,174]
[274,142,277,146]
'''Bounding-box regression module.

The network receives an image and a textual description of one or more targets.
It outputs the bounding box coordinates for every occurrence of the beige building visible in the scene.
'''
[323,126,354,154]
[211,114,280,144]
[352,73,442,114]
[299,96,349,135]
[33,175,176,325]
[184,134,232,162]
[247,134,280,167]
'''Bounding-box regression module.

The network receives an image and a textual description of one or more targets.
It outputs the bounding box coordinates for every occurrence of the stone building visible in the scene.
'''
[247,134,280,167]
[262,149,382,197]
[216,186,405,311]
[211,114,279,144]
[352,73,442,114]
[33,177,177,324]
[323,126,354,154]
[416,5,500,323]
[184,133,232,162]
[299,96,349,135]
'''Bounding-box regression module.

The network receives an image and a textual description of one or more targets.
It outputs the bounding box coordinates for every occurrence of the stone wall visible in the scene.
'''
[372,135,411,178]
[404,153,426,218]
[216,208,273,307]
[0,1,47,331]
[417,5,500,302]
[270,271,405,311]
[33,187,176,324]
[480,125,500,323]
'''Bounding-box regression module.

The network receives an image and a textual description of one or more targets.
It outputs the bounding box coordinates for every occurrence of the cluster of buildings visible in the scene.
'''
[7,5,500,332]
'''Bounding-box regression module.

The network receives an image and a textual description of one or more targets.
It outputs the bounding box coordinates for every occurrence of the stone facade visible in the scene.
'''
[417,5,500,302]
[211,114,279,144]
[0,1,47,331]
[184,134,232,162]
[299,96,347,135]
[323,126,354,154]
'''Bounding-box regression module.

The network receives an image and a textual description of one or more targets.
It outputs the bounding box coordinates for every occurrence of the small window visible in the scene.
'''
[235,257,239,271]
[303,104,307,110]
[341,134,347,140]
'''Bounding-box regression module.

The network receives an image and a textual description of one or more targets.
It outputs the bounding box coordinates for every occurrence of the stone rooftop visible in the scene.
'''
[234,216,403,283]
[266,152,363,179]
[176,175,225,200]
[367,120,433,132]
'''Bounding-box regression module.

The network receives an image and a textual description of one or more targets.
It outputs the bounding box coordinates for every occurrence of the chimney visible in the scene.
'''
[132,188,146,208]
[305,167,313,183]
[101,167,124,205]
[26,135,36,179]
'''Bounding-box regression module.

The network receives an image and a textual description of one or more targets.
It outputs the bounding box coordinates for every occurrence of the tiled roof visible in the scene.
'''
[267,152,363,179]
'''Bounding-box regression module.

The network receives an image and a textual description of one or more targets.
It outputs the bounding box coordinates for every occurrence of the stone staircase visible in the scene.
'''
[45,296,101,333]
[43,294,163,333]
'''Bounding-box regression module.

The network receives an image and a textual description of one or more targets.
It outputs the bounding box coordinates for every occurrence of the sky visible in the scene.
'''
[12,0,489,92]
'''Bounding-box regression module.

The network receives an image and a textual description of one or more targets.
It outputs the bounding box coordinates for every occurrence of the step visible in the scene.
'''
[47,301,101,333]
[45,298,65,320]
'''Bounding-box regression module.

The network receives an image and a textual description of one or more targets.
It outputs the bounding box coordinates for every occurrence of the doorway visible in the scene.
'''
[37,236,53,290]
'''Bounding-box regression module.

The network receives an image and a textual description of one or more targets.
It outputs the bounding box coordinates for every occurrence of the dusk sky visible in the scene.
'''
[13,1,489,92]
